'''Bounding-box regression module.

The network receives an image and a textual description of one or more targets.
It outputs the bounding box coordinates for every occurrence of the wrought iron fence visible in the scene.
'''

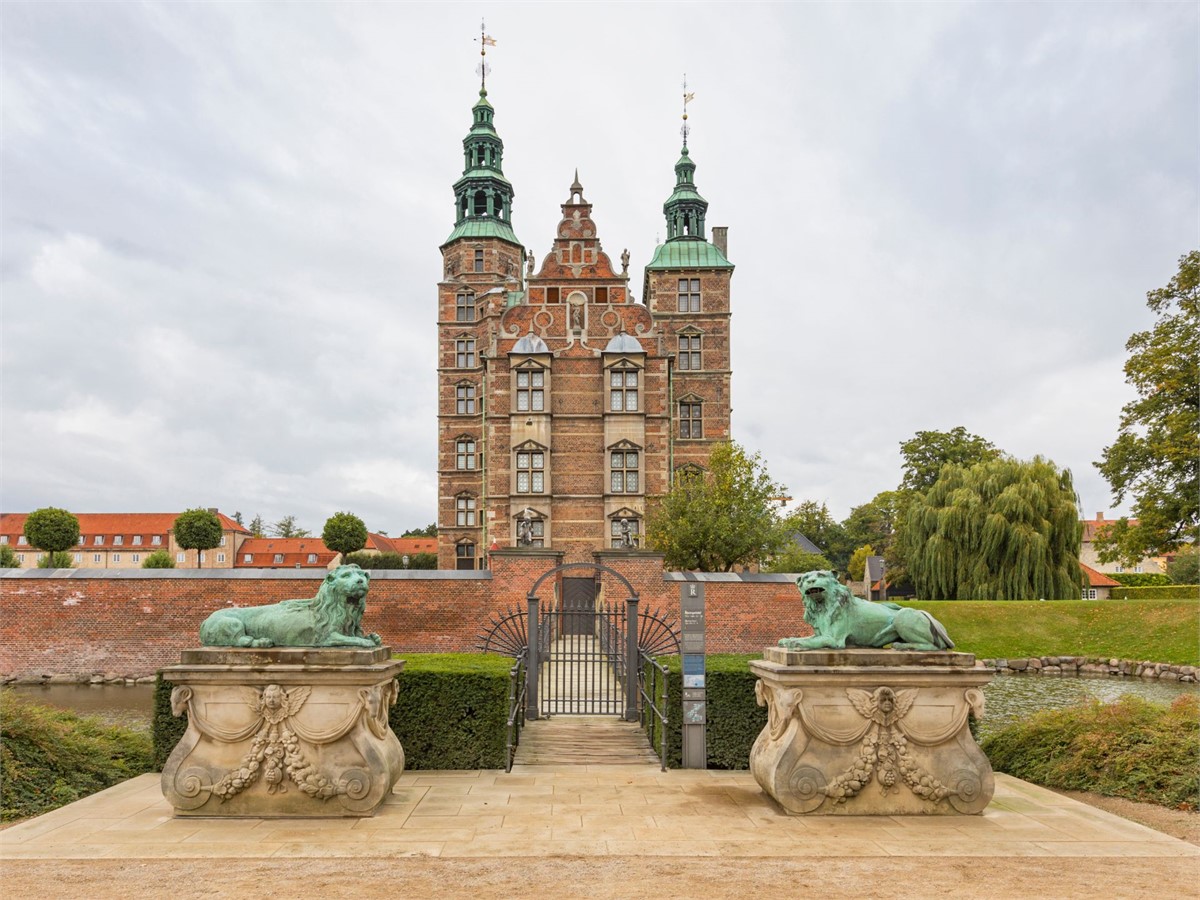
[638,649,670,771]
[504,649,527,773]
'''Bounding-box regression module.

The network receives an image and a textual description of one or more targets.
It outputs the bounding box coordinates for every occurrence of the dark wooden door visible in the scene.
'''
[561,577,596,635]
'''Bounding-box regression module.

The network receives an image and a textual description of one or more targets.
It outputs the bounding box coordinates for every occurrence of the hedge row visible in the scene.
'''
[1108,573,1173,587]
[153,653,513,771]
[1110,585,1199,600]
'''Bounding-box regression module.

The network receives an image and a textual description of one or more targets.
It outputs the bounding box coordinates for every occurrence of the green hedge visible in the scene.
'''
[1108,573,1173,587]
[1110,585,1199,600]
[153,653,513,771]
[646,655,765,769]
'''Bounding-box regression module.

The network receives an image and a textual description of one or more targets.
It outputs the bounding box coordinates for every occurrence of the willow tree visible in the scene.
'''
[901,457,1083,600]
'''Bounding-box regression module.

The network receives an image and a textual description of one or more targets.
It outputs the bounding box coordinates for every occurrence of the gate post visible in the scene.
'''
[526,593,540,720]
[624,593,640,721]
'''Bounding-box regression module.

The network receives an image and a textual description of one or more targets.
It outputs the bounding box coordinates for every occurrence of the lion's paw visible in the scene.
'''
[368,633,382,646]
[250,638,275,648]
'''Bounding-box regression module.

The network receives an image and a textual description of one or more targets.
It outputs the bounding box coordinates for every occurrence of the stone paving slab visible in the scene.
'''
[2,771,1196,861]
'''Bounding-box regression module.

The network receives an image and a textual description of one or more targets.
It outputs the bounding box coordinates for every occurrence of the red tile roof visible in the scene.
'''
[1080,563,1121,588]
[389,537,437,555]
[0,511,248,541]
[234,538,336,568]
[1081,514,1140,542]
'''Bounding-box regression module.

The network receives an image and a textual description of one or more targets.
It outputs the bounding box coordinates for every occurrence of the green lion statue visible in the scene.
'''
[780,570,954,652]
[199,564,382,649]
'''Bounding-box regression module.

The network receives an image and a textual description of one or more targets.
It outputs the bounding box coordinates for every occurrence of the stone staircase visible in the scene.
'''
[512,715,661,766]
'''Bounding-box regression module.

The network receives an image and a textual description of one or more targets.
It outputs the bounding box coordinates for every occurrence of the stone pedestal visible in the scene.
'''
[749,648,994,815]
[160,647,405,817]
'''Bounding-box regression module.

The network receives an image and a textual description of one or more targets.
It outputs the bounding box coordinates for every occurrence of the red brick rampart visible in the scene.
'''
[0,553,811,679]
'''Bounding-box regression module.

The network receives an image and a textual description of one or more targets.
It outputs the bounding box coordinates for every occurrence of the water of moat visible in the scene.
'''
[11,673,1197,740]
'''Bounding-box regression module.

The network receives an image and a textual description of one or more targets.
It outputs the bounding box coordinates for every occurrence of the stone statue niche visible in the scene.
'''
[161,564,405,818]
[748,569,994,816]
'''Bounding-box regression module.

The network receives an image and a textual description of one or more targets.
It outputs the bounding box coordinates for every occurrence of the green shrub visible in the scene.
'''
[982,694,1199,809]
[1,691,154,822]
[152,654,512,772]
[1110,584,1198,600]
[142,550,175,569]
[344,551,437,570]
[1108,573,1172,587]
[0,545,21,568]
[647,654,764,769]
[36,550,74,568]
[1167,548,1199,585]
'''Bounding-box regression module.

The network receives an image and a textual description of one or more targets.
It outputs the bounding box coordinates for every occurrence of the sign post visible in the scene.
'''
[680,582,706,769]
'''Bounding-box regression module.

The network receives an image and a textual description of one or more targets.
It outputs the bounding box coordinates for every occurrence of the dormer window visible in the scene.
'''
[133,535,142,545]
[307,554,317,564]
[274,554,284,564]
[113,535,123,546]
[94,536,104,546]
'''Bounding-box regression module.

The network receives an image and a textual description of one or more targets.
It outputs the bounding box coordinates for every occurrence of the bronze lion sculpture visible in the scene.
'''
[199,564,382,649]
[780,570,953,652]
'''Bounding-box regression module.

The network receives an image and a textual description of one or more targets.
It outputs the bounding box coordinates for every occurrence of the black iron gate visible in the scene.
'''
[539,592,626,716]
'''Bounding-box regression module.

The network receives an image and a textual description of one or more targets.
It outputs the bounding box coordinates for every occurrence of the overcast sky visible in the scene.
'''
[2,1,1196,536]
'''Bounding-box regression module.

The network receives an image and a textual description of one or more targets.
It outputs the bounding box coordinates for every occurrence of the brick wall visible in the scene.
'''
[0,554,811,678]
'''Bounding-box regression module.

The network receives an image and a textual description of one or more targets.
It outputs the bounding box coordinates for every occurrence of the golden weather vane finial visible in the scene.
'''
[476,19,497,92]
[681,74,695,146]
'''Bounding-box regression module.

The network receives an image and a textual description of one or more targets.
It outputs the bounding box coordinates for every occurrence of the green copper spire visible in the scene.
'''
[663,145,708,241]
[444,85,520,246]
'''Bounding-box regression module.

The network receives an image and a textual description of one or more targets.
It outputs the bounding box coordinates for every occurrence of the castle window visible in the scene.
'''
[456,383,477,414]
[456,438,477,470]
[515,369,544,412]
[456,292,475,322]
[610,450,640,493]
[546,287,560,304]
[595,287,608,304]
[455,338,476,367]
[474,248,484,272]
[609,368,639,412]
[677,278,700,312]
[456,495,477,526]
[516,449,545,493]
[456,541,476,570]
[610,517,641,548]
[679,401,703,438]
[678,334,701,370]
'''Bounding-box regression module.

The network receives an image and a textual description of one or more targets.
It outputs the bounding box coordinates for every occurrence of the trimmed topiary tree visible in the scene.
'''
[173,508,223,569]
[23,507,80,568]
[322,511,368,563]
[37,551,74,568]
[0,545,19,568]
[142,549,175,569]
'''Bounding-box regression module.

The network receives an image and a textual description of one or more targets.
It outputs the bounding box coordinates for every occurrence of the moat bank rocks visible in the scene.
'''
[980,656,1196,683]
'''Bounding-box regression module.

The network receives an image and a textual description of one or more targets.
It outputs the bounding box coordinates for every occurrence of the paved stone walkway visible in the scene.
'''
[2,769,1196,862]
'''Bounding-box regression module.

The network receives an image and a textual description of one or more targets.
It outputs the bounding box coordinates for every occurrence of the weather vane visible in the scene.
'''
[476,19,496,92]
[681,74,695,146]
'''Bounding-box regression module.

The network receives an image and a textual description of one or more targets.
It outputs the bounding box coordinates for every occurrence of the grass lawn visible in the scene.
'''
[895,599,1199,666]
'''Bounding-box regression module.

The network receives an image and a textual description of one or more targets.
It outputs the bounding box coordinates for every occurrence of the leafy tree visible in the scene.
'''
[902,457,1083,600]
[343,551,438,570]
[23,508,80,564]
[762,548,833,575]
[899,427,1001,494]
[270,515,310,538]
[1095,251,1199,564]
[142,549,175,569]
[842,492,903,556]
[172,508,223,569]
[1166,547,1199,585]
[322,511,368,561]
[232,511,244,526]
[408,552,438,569]
[401,523,438,538]
[0,545,19,568]
[782,501,851,571]
[37,550,74,568]
[248,514,265,537]
[646,442,787,571]
[846,544,875,582]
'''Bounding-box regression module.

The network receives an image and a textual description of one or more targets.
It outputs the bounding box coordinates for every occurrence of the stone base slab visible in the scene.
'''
[160,647,405,817]
[750,648,994,815]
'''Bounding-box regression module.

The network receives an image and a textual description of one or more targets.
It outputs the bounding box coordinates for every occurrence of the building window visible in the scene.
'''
[474,249,484,273]
[516,369,544,412]
[113,535,123,546]
[199,552,206,563]
[456,438,477,470]
[456,291,475,322]
[679,401,702,438]
[133,535,142,545]
[456,542,476,570]
[273,553,284,564]
[1083,588,1097,599]
[18,535,27,545]
[456,383,477,414]
[176,553,185,563]
[611,518,641,548]
[678,334,701,370]
[455,338,476,368]
[72,552,80,563]
[152,535,162,546]
[610,450,640,493]
[307,554,317,564]
[217,553,226,563]
[113,553,121,563]
[0,536,6,544]
[609,368,639,412]
[516,516,545,548]
[77,535,85,545]
[595,287,608,304]
[93,554,102,564]
[1134,565,1143,573]
[219,536,226,547]
[456,495,477,526]
[1114,565,1124,573]
[95,536,104,545]
[677,278,700,312]
[18,553,25,563]
[546,286,560,304]
[132,554,140,564]
[244,554,253,563]
[516,449,545,493]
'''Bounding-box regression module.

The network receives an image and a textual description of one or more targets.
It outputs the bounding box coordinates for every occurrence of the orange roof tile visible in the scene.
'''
[1079,562,1121,588]
[0,511,249,540]
[234,538,336,568]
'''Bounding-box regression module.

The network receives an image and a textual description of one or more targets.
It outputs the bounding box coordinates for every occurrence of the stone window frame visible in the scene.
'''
[455,290,476,323]
[607,439,642,495]
[455,493,478,527]
[678,395,703,439]
[513,361,547,413]
[455,539,477,570]
[455,434,477,470]
[513,506,548,548]
[474,248,484,273]
[608,509,642,549]
[605,357,643,413]
[677,277,701,313]
[454,335,477,368]
[455,381,477,415]
[677,327,703,371]
[513,440,548,495]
